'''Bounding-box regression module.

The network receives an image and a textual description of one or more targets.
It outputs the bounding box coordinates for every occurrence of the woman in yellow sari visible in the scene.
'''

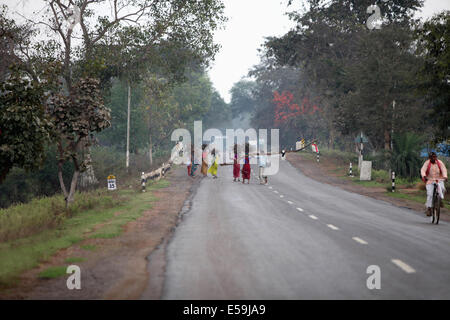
[208,149,218,179]
[201,144,208,176]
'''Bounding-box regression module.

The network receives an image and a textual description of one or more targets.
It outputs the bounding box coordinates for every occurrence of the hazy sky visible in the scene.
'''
[3,0,450,103]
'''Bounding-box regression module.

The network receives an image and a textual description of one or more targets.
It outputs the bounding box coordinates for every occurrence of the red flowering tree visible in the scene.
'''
[273,90,322,125]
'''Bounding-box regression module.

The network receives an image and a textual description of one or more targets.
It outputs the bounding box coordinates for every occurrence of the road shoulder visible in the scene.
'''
[286,153,450,221]
[1,166,196,299]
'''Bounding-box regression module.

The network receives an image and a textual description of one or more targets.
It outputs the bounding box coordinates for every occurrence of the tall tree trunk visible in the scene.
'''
[149,134,153,166]
[57,141,69,199]
[126,81,131,169]
[383,102,391,151]
[384,128,391,151]
[57,161,69,199]
[79,142,98,189]
[328,126,335,150]
[66,170,80,208]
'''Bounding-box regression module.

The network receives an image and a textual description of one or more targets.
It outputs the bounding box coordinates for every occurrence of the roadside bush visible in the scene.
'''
[365,150,391,171]
[0,190,123,242]
[0,144,170,208]
[0,147,73,208]
[90,146,170,190]
[321,148,358,165]
[371,169,389,183]
[90,146,127,188]
[390,133,424,181]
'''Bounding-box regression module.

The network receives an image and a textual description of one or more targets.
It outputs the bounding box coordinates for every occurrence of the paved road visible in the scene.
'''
[161,157,450,299]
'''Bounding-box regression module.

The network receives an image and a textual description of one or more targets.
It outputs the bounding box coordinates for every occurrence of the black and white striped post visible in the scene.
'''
[391,171,395,193]
[141,172,147,193]
[316,151,320,163]
[349,162,353,177]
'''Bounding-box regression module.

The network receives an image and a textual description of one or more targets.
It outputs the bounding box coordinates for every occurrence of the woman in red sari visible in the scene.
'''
[233,144,240,182]
[241,143,251,184]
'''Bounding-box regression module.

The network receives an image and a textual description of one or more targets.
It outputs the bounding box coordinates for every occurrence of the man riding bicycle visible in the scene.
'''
[420,152,448,216]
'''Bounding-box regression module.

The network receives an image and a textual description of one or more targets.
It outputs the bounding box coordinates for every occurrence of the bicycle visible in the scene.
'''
[430,180,444,225]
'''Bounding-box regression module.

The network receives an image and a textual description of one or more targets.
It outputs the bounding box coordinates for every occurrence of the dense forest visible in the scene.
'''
[0,0,230,207]
[229,0,449,175]
[1,0,449,208]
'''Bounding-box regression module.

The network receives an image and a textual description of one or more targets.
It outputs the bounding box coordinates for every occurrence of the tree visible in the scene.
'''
[203,90,231,129]
[98,79,147,153]
[336,23,426,150]
[141,69,216,165]
[391,133,424,181]
[265,0,426,151]
[141,73,181,166]
[48,78,111,206]
[229,80,257,120]
[9,0,225,192]
[0,67,54,183]
[416,11,450,143]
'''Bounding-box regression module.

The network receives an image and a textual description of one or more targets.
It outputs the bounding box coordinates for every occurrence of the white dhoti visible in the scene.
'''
[425,181,446,208]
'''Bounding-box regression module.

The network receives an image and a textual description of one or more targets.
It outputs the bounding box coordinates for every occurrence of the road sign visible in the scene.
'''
[296,138,306,150]
[312,143,319,153]
[354,134,368,144]
[107,175,117,191]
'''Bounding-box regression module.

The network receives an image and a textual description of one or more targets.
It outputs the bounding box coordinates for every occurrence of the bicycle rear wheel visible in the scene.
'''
[435,196,441,225]
[431,186,438,224]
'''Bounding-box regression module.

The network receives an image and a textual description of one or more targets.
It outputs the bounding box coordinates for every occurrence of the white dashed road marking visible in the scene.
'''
[327,224,339,230]
[296,207,304,212]
[391,259,416,274]
[269,186,273,189]
[274,190,279,194]
[309,215,318,220]
[352,237,368,245]
[280,195,284,198]
[287,201,293,204]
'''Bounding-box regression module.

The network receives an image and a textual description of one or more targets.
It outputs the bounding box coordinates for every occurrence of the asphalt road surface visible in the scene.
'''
[161,157,450,299]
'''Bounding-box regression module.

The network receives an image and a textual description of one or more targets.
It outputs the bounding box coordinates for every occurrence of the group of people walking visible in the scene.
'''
[186,142,269,185]
[232,143,268,185]
[187,143,219,179]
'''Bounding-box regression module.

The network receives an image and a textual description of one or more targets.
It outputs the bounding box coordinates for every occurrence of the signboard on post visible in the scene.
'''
[311,143,319,153]
[295,138,305,151]
[107,175,117,191]
[355,133,368,170]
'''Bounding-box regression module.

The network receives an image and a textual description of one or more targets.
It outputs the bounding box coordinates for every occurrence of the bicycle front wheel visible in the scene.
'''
[436,196,441,225]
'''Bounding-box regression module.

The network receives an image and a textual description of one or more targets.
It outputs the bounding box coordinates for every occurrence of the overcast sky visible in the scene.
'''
[3,0,450,103]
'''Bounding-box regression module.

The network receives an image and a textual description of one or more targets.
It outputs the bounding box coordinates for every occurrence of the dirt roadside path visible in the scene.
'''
[286,153,450,222]
[2,166,198,299]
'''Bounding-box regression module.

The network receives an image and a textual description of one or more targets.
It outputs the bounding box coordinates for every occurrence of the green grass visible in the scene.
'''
[0,190,122,242]
[387,188,450,208]
[80,244,97,251]
[90,191,157,239]
[0,179,170,288]
[352,179,386,188]
[64,257,85,264]
[386,190,427,203]
[319,148,358,164]
[38,266,67,279]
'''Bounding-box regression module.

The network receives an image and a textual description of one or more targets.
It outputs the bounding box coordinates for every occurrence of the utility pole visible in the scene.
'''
[391,81,397,151]
[358,131,364,170]
[126,81,131,169]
